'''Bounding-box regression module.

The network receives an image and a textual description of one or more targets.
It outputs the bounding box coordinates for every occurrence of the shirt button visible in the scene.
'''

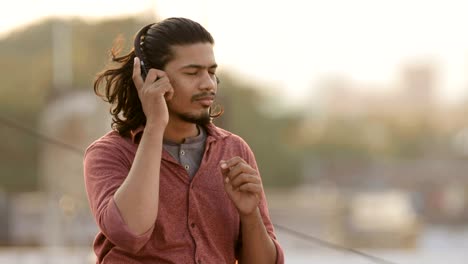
[198,260,201,264]
[180,150,185,155]
[191,223,196,228]
[184,164,190,170]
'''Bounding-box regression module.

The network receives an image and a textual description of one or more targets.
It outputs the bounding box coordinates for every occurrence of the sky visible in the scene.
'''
[2,0,468,108]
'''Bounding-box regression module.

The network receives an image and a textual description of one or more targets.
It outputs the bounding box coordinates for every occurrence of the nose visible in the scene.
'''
[199,71,217,91]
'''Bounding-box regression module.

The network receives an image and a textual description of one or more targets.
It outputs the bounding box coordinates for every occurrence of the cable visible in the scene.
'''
[0,115,401,264]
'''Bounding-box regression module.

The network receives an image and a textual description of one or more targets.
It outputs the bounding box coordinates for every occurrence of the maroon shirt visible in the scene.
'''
[83,123,284,264]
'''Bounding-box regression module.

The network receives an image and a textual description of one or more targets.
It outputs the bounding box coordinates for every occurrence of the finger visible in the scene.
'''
[151,75,170,87]
[145,69,167,85]
[219,159,231,176]
[223,176,234,193]
[238,183,262,194]
[132,57,144,90]
[223,157,245,168]
[229,173,260,189]
[164,86,174,101]
[151,68,167,77]
[150,77,173,100]
[220,157,245,175]
[227,162,256,181]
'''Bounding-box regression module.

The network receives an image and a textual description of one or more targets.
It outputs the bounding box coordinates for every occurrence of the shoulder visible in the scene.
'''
[207,124,247,144]
[206,124,254,155]
[84,130,136,161]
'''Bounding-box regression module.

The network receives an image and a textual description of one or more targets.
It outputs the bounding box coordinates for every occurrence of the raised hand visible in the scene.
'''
[132,57,174,127]
[220,157,263,216]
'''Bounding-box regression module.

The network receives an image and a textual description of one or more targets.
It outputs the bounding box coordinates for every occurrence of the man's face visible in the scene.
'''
[163,42,218,125]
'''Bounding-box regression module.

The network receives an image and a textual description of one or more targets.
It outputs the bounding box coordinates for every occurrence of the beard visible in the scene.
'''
[176,109,211,125]
[169,92,216,125]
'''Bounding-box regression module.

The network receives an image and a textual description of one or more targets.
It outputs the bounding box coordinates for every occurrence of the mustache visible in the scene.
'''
[191,92,216,102]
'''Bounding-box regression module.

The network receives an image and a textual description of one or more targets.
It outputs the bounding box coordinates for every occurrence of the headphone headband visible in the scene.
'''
[133,23,155,79]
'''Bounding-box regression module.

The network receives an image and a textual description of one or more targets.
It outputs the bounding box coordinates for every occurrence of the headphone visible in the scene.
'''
[133,23,220,84]
[133,23,155,81]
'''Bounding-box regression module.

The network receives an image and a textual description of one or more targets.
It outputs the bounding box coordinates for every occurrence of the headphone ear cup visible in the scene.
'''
[140,60,149,81]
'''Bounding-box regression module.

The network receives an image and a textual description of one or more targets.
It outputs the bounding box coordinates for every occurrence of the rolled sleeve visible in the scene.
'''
[260,200,285,264]
[102,197,154,253]
[271,235,285,264]
[84,140,153,254]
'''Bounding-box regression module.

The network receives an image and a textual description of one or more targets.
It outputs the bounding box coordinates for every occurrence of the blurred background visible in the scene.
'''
[2,0,468,263]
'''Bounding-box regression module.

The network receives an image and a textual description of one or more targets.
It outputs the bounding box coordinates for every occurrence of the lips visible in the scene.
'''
[193,92,216,107]
[195,96,215,107]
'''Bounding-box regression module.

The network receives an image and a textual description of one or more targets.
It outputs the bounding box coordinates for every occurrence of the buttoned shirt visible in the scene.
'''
[83,123,284,264]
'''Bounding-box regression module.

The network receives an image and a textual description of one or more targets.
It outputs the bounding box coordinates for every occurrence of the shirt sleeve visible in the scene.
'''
[242,140,285,264]
[83,140,154,253]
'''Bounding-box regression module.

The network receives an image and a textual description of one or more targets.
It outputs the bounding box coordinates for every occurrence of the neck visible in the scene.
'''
[164,120,199,144]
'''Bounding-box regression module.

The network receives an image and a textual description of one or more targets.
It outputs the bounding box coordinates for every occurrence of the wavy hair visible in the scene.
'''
[94,17,222,137]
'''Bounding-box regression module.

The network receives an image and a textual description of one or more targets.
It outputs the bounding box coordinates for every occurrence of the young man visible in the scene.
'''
[84,17,284,263]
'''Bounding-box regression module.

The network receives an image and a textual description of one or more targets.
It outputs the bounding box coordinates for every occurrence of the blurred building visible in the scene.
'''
[7,89,109,246]
[37,90,109,247]
[317,63,436,120]
[285,62,468,234]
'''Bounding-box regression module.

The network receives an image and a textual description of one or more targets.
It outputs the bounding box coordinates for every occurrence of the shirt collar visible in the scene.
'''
[130,123,230,145]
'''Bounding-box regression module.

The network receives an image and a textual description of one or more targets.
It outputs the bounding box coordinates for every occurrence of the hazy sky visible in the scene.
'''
[2,0,468,107]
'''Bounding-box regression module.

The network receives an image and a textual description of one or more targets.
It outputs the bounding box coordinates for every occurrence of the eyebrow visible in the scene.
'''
[180,64,218,70]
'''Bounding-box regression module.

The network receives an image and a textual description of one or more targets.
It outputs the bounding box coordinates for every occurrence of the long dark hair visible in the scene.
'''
[94,17,222,137]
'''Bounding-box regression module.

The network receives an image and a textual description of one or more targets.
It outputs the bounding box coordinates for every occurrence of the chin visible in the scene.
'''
[178,111,211,125]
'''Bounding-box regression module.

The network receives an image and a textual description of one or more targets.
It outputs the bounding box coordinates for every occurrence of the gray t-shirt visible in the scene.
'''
[163,126,207,179]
